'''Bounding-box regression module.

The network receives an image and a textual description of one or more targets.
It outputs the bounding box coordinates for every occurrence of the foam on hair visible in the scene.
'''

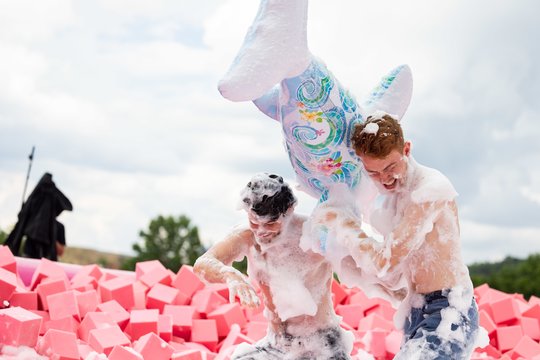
[240,173,297,221]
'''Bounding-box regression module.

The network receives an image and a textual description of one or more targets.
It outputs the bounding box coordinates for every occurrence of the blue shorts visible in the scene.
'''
[396,290,479,360]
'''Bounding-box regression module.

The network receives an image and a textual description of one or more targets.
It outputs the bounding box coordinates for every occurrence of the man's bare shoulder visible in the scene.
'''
[225,225,255,246]
[410,161,458,203]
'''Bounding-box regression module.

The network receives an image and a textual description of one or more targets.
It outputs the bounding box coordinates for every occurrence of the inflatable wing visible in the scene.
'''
[254,58,413,202]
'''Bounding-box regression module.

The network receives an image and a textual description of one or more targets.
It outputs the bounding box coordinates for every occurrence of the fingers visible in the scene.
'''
[237,284,261,308]
[228,283,238,304]
[227,279,261,308]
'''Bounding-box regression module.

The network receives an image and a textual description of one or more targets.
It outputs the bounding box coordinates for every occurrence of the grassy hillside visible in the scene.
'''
[59,246,129,270]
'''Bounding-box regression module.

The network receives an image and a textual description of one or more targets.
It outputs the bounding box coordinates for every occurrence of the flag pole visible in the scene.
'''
[21,146,35,208]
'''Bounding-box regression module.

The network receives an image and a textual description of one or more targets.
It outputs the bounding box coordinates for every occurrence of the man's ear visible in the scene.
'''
[285,205,296,217]
[403,141,411,157]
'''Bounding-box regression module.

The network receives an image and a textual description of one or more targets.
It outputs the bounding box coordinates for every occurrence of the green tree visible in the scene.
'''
[0,228,6,244]
[469,254,540,299]
[121,214,205,272]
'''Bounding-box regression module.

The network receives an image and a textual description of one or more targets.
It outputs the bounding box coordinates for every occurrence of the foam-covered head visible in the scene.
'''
[240,173,297,222]
[352,112,411,192]
[351,111,404,159]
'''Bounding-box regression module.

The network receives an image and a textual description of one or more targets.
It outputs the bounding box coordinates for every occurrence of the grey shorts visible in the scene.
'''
[396,290,479,360]
[232,327,351,360]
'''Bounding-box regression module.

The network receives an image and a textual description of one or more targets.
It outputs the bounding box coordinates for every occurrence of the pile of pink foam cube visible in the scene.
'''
[0,245,539,359]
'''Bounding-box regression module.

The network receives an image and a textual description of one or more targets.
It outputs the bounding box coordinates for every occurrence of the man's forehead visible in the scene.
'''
[247,211,280,224]
[362,151,401,170]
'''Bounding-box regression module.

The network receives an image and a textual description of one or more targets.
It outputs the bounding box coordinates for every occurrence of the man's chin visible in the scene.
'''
[256,233,279,244]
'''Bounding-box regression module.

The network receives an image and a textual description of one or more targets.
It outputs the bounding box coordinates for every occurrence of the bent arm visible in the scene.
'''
[193,227,253,282]
[193,228,260,307]
[365,200,447,272]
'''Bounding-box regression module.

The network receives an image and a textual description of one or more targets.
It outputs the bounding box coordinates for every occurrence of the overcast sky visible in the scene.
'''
[0,0,539,265]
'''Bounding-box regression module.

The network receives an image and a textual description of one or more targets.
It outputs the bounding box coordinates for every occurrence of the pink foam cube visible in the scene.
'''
[365,302,395,321]
[135,260,165,279]
[8,289,38,310]
[76,289,99,318]
[159,314,173,341]
[365,329,387,358]
[70,264,102,290]
[140,265,172,288]
[331,279,348,306]
[172,265,205,300]
[30,258,68,290]
[36,277,69,311]
[347,289,370,305]
[529,296,540,306]
[133,279,150,310]
[474,344,502,358]
[358,313,394,332]
[474,283,491,299]
[477,288,510,306]
[129,309,159,341]
[31,309,50,335]
[0,246,17,273]
[385,330,403,358]
[336,304,364,329]
[171,349,205,360]
[361,297,385,315]
[479,309,497,335]
[245,321,268,342]
[163,305,201,339]
[521,315,540,340]
[134,332,175,360]
[496,325,523,352]
[242,300,265,322]
[44,315,79,334]
[0,267,17,303]
[77,341,95,359]
[190,319,219,352]
[191,288,228,316]
[78,311,117,342]
[207,283,230,301]
[491,297,521,324]
[218,323,253,353]
[99,276,135,310]
[523,303,540,319]
[514,336,540,359]
[0,306,42,347]
[36,329,79,360]
[88,325,131,356]
[207,303,247,338]
[47,290,80,321]
[96,299,130,329]
[146,283,180,312]
[70,274,98,291]
[108,345,144,360]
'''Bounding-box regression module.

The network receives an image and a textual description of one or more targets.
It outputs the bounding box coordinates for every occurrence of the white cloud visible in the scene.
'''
[1,0,539,266]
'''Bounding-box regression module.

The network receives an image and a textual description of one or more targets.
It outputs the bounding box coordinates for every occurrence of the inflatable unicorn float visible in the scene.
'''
[218,0,413,205]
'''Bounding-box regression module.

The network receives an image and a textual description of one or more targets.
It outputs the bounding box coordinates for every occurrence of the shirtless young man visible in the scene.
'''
[193,173,352,360]
[347,113,480,359]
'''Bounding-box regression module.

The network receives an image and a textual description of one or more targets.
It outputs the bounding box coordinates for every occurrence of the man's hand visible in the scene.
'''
[56,242,65,257]
[226,273,261,309]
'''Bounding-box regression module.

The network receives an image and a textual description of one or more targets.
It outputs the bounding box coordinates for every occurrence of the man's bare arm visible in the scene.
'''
[367,200,447,271]
[193,228,260,307]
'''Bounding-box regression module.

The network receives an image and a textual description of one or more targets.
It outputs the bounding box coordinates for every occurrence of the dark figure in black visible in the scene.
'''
[4,172,73,261]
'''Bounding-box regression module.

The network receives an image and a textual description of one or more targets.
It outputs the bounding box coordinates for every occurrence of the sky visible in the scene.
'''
[0,0,539,265]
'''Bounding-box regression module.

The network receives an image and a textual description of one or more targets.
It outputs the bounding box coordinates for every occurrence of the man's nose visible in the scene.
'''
[381,173,392,183]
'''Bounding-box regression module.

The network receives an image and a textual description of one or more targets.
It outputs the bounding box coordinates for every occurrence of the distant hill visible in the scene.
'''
[469,254,540,299]
[59,246,130,270]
